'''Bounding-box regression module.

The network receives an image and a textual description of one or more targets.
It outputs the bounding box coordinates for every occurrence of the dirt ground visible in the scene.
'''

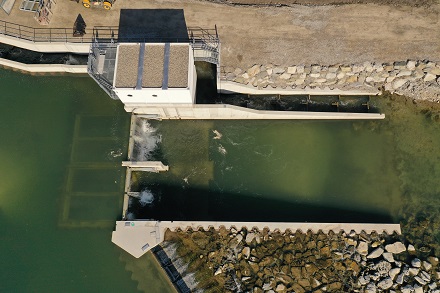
[203,0,438,8]
[2,0,440,68]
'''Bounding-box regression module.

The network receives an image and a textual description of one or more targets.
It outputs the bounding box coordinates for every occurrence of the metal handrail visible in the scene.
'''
[0,19,92,43]
[0,20,220,45]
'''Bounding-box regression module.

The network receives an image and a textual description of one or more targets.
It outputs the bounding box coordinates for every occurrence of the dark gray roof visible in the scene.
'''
[118,9,189,42]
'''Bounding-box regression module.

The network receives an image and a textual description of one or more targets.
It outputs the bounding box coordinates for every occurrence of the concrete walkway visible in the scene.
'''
[112,220,401,258]
[0,57,87,73]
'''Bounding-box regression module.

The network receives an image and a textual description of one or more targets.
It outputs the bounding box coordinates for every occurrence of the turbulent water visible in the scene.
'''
[132,119,162,161]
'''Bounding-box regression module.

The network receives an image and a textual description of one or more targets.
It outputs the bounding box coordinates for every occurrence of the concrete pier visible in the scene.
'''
[122,161,169,172]
[112,220,401,258]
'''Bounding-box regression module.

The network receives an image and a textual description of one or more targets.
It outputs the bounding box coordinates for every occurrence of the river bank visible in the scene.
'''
[222,60,440,102]
[163,227,439,292]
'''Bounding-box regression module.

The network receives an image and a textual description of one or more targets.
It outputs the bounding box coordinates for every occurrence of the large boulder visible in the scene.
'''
[383,252,394,263]
[396,272,405,284]
[415,275,427,285]
[247,65,261,77]
[275,283,286,293]
[242,247,250,259]
[230,234,243,249]
[367,247,384,259]
[420,270,431,282]
[358,275,370,285]
[365,283,376,293]
[357,241,369,255]
[407,60,416,70]
[423,261,432,271]
[377,277,393,290]
[424,73,437,82]
[385,242,406,254]
[375,260,392,276]
[245,232,260,245]
[412,258,422,268]
[414,284,424,293]
[429,67,440,75]
[389,267,400,280]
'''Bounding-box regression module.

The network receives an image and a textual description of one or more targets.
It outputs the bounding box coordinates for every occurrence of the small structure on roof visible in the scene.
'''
[87,9,220,111]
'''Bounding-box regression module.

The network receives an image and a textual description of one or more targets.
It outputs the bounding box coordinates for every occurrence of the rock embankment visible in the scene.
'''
[164,227,440,292]
[222,60,440,102]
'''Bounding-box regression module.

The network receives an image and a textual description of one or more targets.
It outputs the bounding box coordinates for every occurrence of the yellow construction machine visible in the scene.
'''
[82,0,115,10]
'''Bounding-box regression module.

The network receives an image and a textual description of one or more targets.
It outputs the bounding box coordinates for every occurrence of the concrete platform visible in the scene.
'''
[122,161,169,172]
[112,220,401,258]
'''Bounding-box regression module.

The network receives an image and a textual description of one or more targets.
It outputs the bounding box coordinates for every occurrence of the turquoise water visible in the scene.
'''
[0,70,173,292]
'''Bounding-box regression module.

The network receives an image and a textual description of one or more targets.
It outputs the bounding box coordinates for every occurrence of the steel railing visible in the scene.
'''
[0,19,94,42]
[0,20,220,46]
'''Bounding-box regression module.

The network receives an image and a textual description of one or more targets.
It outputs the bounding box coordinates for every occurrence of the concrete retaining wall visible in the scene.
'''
[0,34,91,53]
[0,57,87,73]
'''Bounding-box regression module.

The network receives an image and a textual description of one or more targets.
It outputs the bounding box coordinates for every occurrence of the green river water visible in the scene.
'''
[1,68,440,292]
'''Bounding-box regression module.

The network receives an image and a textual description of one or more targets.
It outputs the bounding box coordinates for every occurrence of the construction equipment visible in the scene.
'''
[82,0,115,10]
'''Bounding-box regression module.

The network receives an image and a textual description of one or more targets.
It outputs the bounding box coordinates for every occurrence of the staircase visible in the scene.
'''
[188,26,220,66]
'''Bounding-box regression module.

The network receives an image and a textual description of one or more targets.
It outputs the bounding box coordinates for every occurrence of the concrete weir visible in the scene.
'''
[130,104,385,120]
[112,220,401,258]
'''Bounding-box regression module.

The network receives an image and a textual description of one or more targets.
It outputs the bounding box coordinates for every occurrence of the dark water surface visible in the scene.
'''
[1,68,440,292]
[130,119,399,224]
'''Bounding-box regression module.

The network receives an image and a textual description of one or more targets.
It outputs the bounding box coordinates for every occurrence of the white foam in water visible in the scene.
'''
[218,144,227,155]
[138,189,154,206]
[133,119,162,160]
[126,212,135,220]
[109,149,123,158]
[212,129,222,140]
